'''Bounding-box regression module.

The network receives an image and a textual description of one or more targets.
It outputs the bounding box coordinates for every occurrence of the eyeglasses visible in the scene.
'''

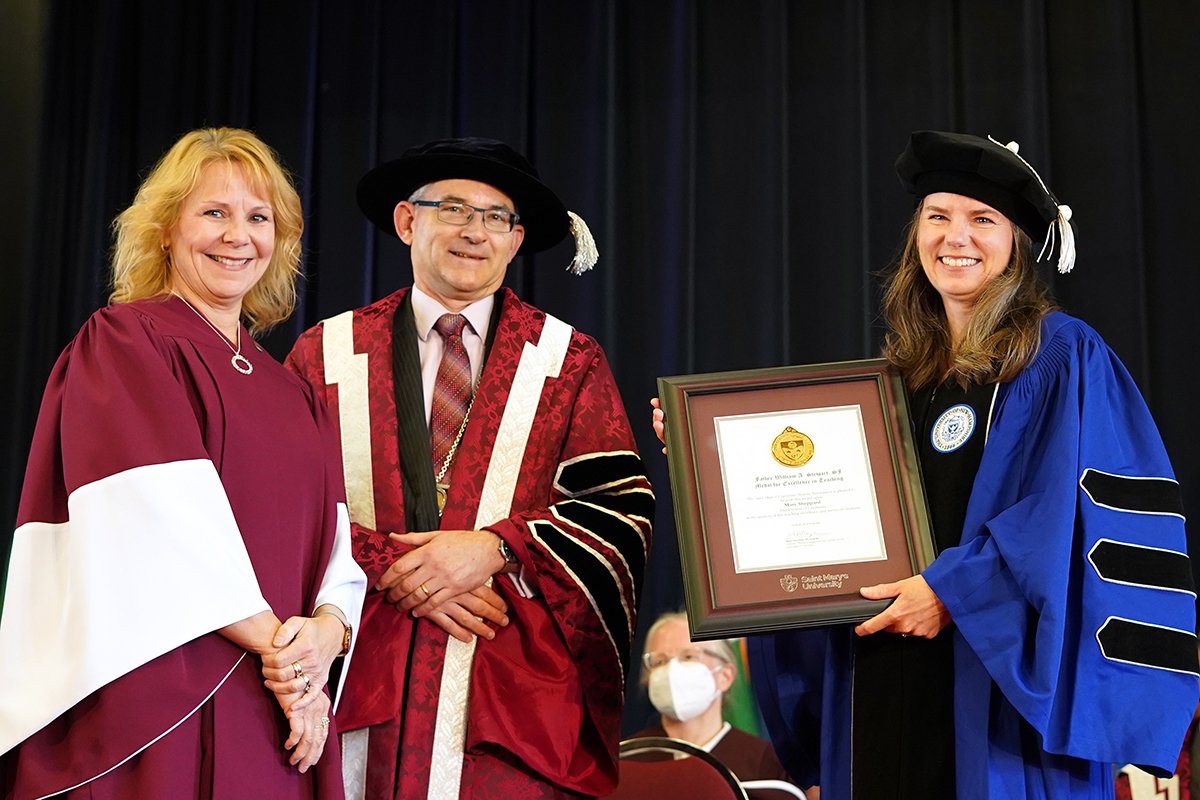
[410,199,520,233]
[642,647,729,671]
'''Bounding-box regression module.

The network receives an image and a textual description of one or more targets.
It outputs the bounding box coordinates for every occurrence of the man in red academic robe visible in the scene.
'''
[286,137,653,799]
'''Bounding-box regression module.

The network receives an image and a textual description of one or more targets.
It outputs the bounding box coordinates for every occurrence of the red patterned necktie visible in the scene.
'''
[430,313,471,471]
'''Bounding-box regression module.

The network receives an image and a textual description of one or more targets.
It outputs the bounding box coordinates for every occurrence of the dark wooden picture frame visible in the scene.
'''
[657,358,935,639]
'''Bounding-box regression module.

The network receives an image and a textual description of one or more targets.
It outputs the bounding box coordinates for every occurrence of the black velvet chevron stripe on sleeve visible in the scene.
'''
[575,488,655,522]
[529,520,632,675]
[1097,617,1199,675]
[1080,469,1185,517]
[1088,539,1194,594]
[555,452,645,495]
[553,499,647,588]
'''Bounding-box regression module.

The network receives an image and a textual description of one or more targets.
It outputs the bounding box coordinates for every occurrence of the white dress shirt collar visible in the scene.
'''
[411,286,495,342]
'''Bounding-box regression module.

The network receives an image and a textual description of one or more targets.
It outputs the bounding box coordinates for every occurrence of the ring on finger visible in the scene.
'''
[303,673,312,693]
[319,716,330,729]
[419,583,431,599]
[292,661,303,678]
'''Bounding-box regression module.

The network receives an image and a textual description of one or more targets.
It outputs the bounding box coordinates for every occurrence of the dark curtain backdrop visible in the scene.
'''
[6,0,1200,736]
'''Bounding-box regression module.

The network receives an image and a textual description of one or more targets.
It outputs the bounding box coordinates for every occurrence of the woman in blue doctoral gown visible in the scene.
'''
[746,131,1199,800]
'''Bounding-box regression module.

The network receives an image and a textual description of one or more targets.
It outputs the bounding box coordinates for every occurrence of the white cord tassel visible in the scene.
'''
[1052,204,1075,274]
[988,135,1077,273]
[1034,204,1075,273]
[566,211,598,275]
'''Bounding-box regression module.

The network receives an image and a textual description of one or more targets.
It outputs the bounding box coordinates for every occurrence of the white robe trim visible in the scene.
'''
[323,310,378,530]
[427,314,573,800]
[0,458,270,755]
[31,655,246,800]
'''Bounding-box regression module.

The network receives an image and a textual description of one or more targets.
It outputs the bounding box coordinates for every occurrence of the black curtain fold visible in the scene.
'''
[6,0,1199,736]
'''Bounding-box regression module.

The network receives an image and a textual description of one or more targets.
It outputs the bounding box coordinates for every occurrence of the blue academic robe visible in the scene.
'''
[750,312,1199,799]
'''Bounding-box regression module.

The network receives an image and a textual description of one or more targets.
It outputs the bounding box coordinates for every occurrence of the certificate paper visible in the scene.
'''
[714,406,886,572]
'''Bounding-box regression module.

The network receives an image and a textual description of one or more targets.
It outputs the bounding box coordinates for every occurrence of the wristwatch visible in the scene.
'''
[497,537,519,572]
[319,609,353,656]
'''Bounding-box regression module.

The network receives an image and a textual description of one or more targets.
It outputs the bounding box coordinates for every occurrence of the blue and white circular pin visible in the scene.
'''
[931,404,976,453]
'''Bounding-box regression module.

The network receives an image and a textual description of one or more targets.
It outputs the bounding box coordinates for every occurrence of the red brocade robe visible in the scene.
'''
[0,297,366,798]
[286,287,653,799]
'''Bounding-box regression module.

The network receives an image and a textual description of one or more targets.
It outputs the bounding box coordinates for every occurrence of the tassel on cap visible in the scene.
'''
[566,211,599,275]
[988,135,1077,274]
[1038,204,1076,274]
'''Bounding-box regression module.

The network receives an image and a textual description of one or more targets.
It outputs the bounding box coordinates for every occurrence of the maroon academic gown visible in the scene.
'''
[286,287,653,799]
[2,297,349,799]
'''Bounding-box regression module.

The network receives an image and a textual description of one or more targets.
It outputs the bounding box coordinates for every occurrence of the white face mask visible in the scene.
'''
[648,659,721,722]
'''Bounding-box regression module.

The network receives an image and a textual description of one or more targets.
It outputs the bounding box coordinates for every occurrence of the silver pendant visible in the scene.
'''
[231,353,254,375]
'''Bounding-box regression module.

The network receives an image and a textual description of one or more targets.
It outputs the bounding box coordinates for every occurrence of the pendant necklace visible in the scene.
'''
[173,293,254,375]
[434,392,476,514]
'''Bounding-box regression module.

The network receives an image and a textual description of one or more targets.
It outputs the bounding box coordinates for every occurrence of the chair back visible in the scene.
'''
[741,778,808,799]
[606,736,748,799]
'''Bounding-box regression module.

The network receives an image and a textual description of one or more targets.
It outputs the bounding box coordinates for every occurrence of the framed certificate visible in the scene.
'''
[657,358,935,639]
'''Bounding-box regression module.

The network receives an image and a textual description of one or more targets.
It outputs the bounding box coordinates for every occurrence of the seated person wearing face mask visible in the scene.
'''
[633,612,795,795]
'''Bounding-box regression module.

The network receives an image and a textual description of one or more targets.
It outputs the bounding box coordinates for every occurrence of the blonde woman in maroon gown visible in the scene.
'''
[1,128,366,798]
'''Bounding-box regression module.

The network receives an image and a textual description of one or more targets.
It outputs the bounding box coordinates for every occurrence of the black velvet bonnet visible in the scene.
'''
[896,131,1076,272]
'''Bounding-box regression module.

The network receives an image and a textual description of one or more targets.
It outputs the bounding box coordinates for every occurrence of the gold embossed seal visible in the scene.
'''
[771,426,814,467]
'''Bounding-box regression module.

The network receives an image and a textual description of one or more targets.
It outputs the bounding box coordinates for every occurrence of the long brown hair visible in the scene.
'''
[109,128,304,336]
[881,203,1056,390]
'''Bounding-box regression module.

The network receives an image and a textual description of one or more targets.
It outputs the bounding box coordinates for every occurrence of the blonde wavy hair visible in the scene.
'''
[109,127,304,336]
[881,201,1056,390]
